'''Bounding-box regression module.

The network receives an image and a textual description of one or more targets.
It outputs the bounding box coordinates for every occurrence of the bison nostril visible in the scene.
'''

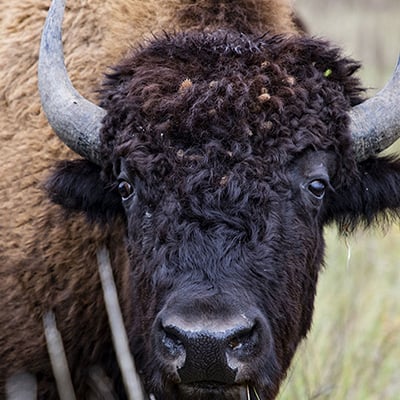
[228,324,258,352]
[228,336,242,350]
[164,327,182,345]
[161,325,186,359]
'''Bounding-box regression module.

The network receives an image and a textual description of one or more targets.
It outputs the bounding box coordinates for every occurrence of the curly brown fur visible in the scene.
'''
[102,0,299,59]
[2,1,400,399]
[99,31,363,190]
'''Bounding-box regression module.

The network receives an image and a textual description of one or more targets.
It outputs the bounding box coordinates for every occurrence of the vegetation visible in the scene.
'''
[279,1,400,398]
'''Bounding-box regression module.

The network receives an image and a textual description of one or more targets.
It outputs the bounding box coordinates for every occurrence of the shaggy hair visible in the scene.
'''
[2,0,400,399]
[100,31,363,184]
[0,1,299,397]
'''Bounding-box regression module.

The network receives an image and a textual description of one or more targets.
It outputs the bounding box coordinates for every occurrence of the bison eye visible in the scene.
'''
[117,180,134,200]
[307,179,326,199]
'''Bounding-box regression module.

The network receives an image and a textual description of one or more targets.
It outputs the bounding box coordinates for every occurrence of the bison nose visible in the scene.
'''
[156,315,265,384]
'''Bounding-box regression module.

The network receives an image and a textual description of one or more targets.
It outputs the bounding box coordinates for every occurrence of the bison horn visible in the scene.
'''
[350,56,400,161]
[38,0,105,165]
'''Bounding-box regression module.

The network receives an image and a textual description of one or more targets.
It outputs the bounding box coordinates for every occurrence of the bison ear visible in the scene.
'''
[323,156,400,231]
[45,160,124,222]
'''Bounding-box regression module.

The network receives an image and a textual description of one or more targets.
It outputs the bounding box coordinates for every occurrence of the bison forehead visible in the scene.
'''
[100,30,362,185]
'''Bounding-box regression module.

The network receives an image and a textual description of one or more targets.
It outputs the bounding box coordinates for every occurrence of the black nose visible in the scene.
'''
[155,313,265,385]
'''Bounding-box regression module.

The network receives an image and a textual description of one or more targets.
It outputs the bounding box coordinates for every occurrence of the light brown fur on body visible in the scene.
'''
[103,0,298,58]
[0,0,297,396]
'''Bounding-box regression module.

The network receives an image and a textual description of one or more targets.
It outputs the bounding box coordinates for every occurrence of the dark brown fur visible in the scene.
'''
[93,30,364,399]
[0,1,298,397]
[2,1,400,399]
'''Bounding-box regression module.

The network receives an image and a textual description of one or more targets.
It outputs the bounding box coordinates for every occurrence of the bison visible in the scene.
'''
[1,0,399,398]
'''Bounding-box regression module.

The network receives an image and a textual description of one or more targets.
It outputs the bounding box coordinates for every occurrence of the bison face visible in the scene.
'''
[111,148,335,398]
[46,30,400,400]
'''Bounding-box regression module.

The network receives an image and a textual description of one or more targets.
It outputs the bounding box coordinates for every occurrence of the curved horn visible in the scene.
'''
[350,56,400,162]
[38,0,105,165]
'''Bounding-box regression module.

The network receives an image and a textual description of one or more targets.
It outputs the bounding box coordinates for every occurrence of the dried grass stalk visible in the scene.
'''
[88,365,117,400]
[43,311,77,400]
[6,372,37,400]
[97,247,146,400]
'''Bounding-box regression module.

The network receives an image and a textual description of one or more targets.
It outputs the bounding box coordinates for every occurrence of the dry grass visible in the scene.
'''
[279,228,400,399]
[295,0,399,93]
[279,1,400,398]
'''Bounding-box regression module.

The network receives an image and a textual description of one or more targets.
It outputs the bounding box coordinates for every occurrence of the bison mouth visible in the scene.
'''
[173,382,260,400]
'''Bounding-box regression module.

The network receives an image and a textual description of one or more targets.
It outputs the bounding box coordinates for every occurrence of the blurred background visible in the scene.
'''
[279,1,400,399]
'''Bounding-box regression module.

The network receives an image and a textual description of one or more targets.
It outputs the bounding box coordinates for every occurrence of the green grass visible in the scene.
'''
[279,1,400,398]
[279,227,400,399]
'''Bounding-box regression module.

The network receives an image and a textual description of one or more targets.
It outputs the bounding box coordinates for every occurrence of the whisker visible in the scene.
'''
[252,386,262,400]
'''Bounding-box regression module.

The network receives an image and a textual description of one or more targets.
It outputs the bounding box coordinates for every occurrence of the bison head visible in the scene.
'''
[40,1,400,399]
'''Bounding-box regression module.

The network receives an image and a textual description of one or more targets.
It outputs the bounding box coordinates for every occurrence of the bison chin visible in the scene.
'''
[150,381,277,400]
[176,383,251,400]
